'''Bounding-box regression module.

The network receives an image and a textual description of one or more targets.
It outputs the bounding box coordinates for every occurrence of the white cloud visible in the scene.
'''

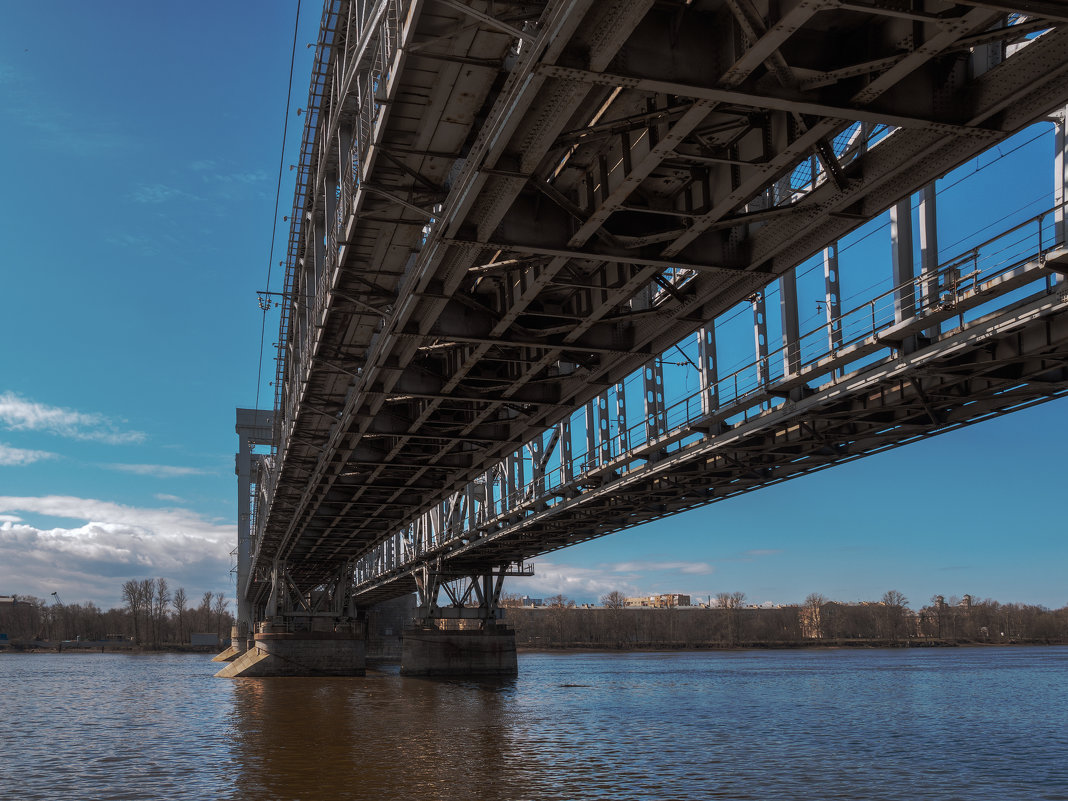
[507,560,640,601]
[130,183,187,204]
[609,560,715,575]
[504,558,724,603]
[104,464,209,478]
[0,392,145,445]
[154,493,185,503]
[0,496,234,606]
[0,443,56,465]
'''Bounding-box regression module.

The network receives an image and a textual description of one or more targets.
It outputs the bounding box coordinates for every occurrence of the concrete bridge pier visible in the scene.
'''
[399,564,526,677]
[211,623,249,663]
[215,624,366,678]
[401,622,517,677]
[217,559,366,677]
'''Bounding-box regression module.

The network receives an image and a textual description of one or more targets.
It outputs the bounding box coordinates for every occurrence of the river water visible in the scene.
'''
[0,647,1065,800]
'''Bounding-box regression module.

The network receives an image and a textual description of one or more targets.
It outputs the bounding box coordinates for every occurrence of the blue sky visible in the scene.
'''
[1,5,1065,612]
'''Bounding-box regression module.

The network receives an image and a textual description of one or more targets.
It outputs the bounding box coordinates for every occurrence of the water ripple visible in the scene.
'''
[0,647,1065,800]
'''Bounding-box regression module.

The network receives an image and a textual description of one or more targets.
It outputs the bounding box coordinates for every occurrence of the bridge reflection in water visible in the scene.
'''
[224,0,1068,677]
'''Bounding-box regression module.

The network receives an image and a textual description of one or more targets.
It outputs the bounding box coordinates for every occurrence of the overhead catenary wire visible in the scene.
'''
[256,0,303,412]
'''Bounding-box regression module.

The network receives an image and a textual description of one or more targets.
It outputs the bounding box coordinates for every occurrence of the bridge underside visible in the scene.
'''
[244,0,1068,635]
[353,260,1068,605]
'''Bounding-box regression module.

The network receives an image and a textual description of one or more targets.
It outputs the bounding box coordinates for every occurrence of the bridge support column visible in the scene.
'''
[227,408,274,662]
[217,560,366,677]
[211,623,249,663]
[401,563,527,677]
[215,629,366,678]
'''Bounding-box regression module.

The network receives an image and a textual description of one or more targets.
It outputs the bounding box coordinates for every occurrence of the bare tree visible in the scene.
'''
[172,587,188,645]
[600,590,627,609]
[197,591,214,634]
[881,590,909,641]
[803,593,827,639]
[152,578,171,648]
[212,592,229,639]
[547,593,575,608]
[716,592,746,645]
[122,579,151,645]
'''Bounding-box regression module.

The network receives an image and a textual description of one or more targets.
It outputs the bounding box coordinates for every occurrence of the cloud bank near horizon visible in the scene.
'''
[0,495,233,607]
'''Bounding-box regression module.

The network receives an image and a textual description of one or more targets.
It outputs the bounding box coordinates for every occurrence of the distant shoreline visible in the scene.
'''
[6,639,1065,658]
[0,642,222,655]
[515,638,1068,653]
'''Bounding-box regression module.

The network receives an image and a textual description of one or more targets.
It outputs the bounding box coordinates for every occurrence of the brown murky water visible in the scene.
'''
[1,648,1066,800]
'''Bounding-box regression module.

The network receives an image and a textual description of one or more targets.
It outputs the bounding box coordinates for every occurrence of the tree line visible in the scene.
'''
[500,590,1068,648]
[0,578,234,647]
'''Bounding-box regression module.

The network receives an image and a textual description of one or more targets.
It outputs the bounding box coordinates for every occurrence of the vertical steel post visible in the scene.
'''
[643,357,666,440]
[698,325,718,417]
[615,381,629,453]
[585,401,597,470]
[559,418,573,484]
[891,196,916,325]
[313,211,326,301]
[515,447,525,498]
[504,454,517,510]
[598,393,612,464]
[528,434,544,497]
[429,505,441,548]
[324,168,338,273]
[339,123,354,189]
[752,293,769,385]
[918,183,941,337]
[779,268,801,378]
[1055,106,1068,248]
[823,244,843,352]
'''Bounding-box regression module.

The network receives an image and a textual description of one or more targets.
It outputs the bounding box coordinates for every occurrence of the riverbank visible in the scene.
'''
[500,605,1068,649]
[0,640,223,654]
[514,637,1068,652]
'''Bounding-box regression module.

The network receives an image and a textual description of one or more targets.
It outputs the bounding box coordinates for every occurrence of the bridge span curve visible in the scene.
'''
[225,0,1068,676]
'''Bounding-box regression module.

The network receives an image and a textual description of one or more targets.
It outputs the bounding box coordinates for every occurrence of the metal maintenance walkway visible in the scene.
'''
[237,0,1068,635]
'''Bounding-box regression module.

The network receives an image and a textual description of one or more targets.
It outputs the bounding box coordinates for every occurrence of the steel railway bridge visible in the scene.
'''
[224,0,1068,675]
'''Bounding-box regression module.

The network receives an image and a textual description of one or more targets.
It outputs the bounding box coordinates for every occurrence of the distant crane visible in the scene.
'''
[50,592,63,606]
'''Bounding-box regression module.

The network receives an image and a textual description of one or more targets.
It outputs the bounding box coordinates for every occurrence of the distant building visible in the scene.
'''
[624,594,691,608]
[520,596,543,608]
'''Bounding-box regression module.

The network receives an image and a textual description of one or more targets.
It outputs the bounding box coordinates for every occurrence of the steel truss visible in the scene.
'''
[410,560,532,628]
[261,560,359,631]
[246,0,1068,616]
[351,233,1068,603]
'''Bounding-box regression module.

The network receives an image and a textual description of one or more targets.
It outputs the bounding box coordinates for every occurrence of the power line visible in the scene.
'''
[255,0,303,411]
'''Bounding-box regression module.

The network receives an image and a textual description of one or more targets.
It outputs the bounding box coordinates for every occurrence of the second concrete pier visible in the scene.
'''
[400,625,517,676]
